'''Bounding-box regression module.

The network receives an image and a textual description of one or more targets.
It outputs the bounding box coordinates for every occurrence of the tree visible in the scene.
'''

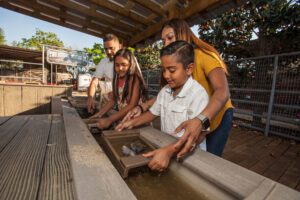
[84,43,106,65]
[198,0,300,58]
[13,29,64,50]
[136,43,161,70]
[0,28,6,44]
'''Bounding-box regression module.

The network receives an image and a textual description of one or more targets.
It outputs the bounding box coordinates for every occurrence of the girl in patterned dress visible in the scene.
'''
[91,48,148,129]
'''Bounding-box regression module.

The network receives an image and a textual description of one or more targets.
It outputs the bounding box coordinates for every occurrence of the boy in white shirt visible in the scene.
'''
[116,41,209,171]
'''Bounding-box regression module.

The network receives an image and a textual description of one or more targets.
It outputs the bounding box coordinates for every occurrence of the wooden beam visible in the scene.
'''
[50,0,139,32]
[130,0,165,17]
[0,0,128,40]
[91,0,148,27]
[182,0,222,18]
[129,0,223,45]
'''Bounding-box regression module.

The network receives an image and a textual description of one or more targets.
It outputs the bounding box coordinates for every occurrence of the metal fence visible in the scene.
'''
[0,59,44,83]
[142,51,300,141]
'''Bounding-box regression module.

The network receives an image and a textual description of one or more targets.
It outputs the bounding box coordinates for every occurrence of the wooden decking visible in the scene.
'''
[0,115,74,199]
[223,127,300,192]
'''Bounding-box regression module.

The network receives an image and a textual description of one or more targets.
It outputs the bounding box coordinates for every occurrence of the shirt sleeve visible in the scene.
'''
[198,50,224,76]
[149,89,163,116]
[94,59,104,78]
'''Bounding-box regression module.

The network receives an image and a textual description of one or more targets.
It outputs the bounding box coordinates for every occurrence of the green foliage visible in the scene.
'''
[0,28,6,44]
[84,43,106,65]
[136,43,161,70]
[198,0,300,58]
[13,29,64,50]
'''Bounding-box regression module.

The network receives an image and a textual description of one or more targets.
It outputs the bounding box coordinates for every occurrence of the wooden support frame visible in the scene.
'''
[0,0,247,45]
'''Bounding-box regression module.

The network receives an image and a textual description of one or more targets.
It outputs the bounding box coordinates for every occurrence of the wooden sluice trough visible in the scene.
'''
[1,94,299,200]
[63,99,300,200]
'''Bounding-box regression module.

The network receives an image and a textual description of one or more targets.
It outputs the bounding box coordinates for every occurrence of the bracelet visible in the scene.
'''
[137,105,144,113]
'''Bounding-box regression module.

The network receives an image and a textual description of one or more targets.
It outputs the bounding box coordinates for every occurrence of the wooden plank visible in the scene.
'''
[37,87,52,114]
[129,0,222,45]
[277,145,300,189]
[0,116,11,125]
[0,115,30,152]
[51,96,62,114]
[245,179,276,200]
[237,137,279,169]
[62,105,136,200]
[37,115,74,199]
[250,142,290,174]
[139,126,264,199]
[90,0,148,26]
[139,126,300,199]
[4,85,22,116]
[263,183,300,200]
[130,0,165,16]
[21,86,37,115]
[224,134,264,164]
[0,85,3,116]
[0,115,51,199]
[263,153,293,181]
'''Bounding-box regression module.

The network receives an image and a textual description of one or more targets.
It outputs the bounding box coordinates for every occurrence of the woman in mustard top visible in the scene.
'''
[119,19,233,162]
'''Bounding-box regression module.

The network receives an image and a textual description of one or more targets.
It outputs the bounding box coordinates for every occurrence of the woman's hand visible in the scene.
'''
[115,120,134,131]
[97,117,112,129]
[173,118,206,158]
[121,106,142,123]
[143,144,175,172]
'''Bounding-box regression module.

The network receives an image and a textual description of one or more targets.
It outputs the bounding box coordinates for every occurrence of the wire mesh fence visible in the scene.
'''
[142,51,300,141]
[0,59,44,83]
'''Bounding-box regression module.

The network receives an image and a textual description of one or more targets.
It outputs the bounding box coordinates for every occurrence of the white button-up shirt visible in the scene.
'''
[150,76,209,150]
[94,57,114,80]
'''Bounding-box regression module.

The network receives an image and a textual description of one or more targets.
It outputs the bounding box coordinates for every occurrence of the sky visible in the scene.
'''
[0,7,101,50]
[0,7,199,51]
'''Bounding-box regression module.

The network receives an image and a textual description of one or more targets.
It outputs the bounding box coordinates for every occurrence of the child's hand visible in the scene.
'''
[97,117,112,129]
[89,112,101,119]
[121,106,142,123]
[115,120,134,131]
[142,145,175,172]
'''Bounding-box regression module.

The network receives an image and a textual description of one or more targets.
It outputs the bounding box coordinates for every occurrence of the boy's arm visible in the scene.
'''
[143,142,180,172]
[116,111,157,131]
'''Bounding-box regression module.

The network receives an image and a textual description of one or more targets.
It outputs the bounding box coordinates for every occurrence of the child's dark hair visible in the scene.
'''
[113,48,148,104]
[160,40,194,68]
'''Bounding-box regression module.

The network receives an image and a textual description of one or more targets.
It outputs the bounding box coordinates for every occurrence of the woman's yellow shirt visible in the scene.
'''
[192,48,233,131]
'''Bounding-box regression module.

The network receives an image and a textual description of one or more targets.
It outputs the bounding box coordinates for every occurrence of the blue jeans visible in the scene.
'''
[206,108,233,157]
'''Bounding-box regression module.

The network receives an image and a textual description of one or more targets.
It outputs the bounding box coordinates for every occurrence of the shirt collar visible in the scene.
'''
[165,76,193,98]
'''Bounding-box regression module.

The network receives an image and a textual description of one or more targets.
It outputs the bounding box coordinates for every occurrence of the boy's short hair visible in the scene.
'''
[160,40,194,68]
[103,33,119,43]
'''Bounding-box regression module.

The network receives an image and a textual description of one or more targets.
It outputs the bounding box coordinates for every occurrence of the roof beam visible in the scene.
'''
[91,0,148,27]
[0,1,107,40]
[2,0,129,40]
[130,0,165,17]
[129,0,223,45]
[182,0,222,18]
[48,0,137,33]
